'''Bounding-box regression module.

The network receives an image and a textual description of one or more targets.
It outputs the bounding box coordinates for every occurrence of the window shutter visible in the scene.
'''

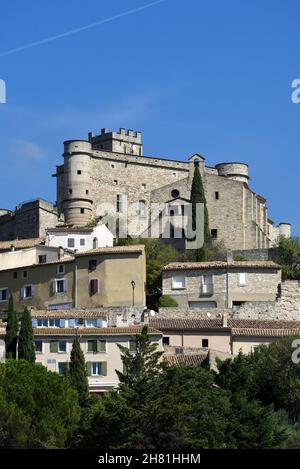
[63,279,68,292]
[97,340,106,352]
[32,318,38,328]
[20,287,24,299]
[96,318,103,328]
[50,341,58,353]
[69,319,76,328]
[52,280,57,294]
[59,318,65,328]
[86,362,91,376]
[101,362,107,376]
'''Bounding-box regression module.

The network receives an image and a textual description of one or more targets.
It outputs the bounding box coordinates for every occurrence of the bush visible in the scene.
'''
[158,295,178,307]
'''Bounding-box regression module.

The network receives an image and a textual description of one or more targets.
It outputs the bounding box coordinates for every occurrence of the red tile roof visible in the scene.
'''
[0,238,44,251]
[31,309,108,319]
[163,261,281,271]
[164,353,208,366]
[33,326,162,336]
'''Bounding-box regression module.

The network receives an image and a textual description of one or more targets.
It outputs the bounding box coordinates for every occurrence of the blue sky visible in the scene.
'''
[0,0,299,234]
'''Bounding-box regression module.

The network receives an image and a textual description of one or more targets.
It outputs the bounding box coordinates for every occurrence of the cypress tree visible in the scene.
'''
[18,307,36,363]
[5,295,19,359]
[190,164,211,260]
[69,335,89,405]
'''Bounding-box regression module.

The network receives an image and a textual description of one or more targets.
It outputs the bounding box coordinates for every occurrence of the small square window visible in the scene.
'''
[58,362,68,375]
[38,255,47,264]
[13,271,17,279]
[57,264,65,275]
[58,340,67,353]
[172,275,186,289]
[111,164,115,169]
[89,259,97,271]
[202,339,209,348]
[114,180,118,185]
[215,192,219,200]
[86,189,89,194]
[239,273,246,286]
[69,189,73,194]
[80,238,86,246]
[56,280,65,293]
[35,340,43,353]
[163,337,170,346]
[77,170,82,175]
[80,208,85,214]
[67,238,75,248]
[0,288,8,301]
[142,183,146,189]
[24,285,32,298]
[23,271,28,279]
[211,229,218,240]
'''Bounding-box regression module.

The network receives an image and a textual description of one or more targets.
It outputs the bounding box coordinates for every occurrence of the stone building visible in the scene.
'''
[162,260,281,308]
[53,128,291,250]
[0,245,146,312]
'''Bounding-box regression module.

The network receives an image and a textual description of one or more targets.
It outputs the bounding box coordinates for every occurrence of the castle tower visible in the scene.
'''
[88,127,143,155]
[62,140,93,226]
[215,162,249,184]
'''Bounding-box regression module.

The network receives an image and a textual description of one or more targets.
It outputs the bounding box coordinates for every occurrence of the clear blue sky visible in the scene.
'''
[0,0,299,234]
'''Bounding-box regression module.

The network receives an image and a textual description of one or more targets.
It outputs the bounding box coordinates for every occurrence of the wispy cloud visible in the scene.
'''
[0,0,166,57]
[10,139,49,162]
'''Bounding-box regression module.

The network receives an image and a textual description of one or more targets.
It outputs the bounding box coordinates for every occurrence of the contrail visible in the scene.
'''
[0,0,165,57]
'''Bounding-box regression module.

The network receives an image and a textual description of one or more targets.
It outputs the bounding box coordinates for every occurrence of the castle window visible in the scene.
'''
[77,170,81,175]
[116,194,123,213]
[139,200,146,218]
[80,208,85,214]
[69,189,72,194]
[22,271,28,279]
[114,180,118,185]
[215,192,219,200]
[171,189,180,199]
[142,183,146,189]
[38,255,47,264]
[13,272,17,279]
[211,229,218,240]
[202,339,209,348]
[172,172,177,177]
[111,164,115,169]
[90,278,99,295]
[86,190,89,195]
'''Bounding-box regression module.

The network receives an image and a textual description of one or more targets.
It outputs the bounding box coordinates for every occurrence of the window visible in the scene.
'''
[163,337,170,346]
[139,200,146,217]
[22,285,33,299]
[142,183,146,189]
[57,264,65,275]
[251,346,260,353]
[80,208,85,214]
[67,238,75,248]
[69,189,73,194]
[89,259,97,271]
[13,271,17,279]
[232,301,245,307]
[80,238,86,246]
[89,362,107,376]
[87,339,106,353]
[38,255,47,264]
[114,180,118,185]
[238,273,246,286]
[86,189,89,194]
[202,339,209,348]
[215,191,219,200]
[90,278,99,295]
[129,339,137,352]
[111,164,115,169]
[49,319,60,327]
[52,279,67,294]
[211,229,218,240]
[58,340,67,353]
[0,288,8,302]
[172,172,177,177]
[50,341,59,353]
[85,319,98,327]
[22,271,28,279]
[58,362,68,375]
[171,189,179,198]
[77,170,81,175]
[116,194,123,213]
[172,275,186,289]
[35,340,43,353]
[202,275,213,295]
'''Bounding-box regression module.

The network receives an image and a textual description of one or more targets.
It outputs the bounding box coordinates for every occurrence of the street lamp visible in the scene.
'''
[131,280,136,307]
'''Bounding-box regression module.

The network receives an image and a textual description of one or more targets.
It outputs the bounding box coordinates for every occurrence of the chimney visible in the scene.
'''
[222,312,228,328]
[93,237,98,249]
[58,246,64,259]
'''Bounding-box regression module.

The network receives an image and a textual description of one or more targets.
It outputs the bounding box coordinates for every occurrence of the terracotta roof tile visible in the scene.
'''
[150,317,225,330]
[163,261,281,271]
[232,328,300,337]
[0,238,44,250]
[31,309,108,319]
[75,245,144,257]
[33,326,162,335]
[164,353,208,366]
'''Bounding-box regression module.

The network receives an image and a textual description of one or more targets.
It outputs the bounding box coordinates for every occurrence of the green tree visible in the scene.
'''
[4,295,19,359]
[0,360,80,448]
[190,165,211,261]
[69,335,89,406]
[116,326,164,400]
[18,307,35,363]
[277,236,300,280]
[158,295,178,307]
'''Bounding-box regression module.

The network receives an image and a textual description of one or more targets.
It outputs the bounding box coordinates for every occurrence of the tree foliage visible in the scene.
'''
[69,335,89,406]
[190,165,211,261]
[0,360,80,448]
[277,236,300,280]
[18,307,35,363]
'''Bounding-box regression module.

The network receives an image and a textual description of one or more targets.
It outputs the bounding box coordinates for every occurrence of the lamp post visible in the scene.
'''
[131,280,136,307]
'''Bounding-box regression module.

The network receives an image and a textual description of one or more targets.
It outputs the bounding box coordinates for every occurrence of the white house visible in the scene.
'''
[45,223,114,252]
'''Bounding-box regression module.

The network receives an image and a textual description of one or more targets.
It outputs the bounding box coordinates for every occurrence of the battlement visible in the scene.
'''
[88,127,143,155]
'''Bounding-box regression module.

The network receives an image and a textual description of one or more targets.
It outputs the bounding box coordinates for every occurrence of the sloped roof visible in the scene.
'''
[163,261,281,271]
[0,238,44,251]
[32,309,108,319]
[33,326,162,336]
[164,353,208,366]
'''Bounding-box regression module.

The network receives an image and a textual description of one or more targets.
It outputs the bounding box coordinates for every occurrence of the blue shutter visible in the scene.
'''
[96,318,103,328]
[69,319,76,328]
[32,318,38,328]
[59,318,66,328]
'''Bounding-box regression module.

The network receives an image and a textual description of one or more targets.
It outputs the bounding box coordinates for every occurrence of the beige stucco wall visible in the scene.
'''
[0,246,60,271]
[163,330,231,353]
[232,336,276,355]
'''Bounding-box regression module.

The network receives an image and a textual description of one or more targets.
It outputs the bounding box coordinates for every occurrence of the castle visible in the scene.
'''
[0,127,291,249]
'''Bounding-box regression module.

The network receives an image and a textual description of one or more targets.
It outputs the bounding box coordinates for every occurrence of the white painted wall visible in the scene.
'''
[0,246,60,271]
[46,224,113,252]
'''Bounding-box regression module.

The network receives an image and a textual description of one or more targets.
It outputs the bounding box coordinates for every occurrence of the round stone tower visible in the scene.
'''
[62,140,93,226]
[215,162,249,184]
[278,222,291,238]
